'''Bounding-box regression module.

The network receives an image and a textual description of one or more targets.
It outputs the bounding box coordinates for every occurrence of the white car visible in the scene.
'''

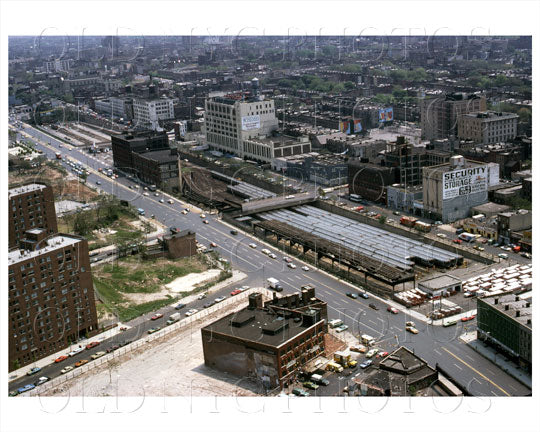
[185,309,198,317]
[61,366,74,374]
[436,233,447,238]
[167,199,174,204]
[288,263,297,269]
[143,192,149,196]
[214,296,226,303]
[91,351,106,360]
[302,266,310,271]
[200,214,206,218]
[249,243,257,248]
[285,195,295,199]
[261,249,270,255]
[68,347,84,357]
[366,348,379,358]
[154,193,160,197]
[197,293,207,300]
[35,376,49,385]
[159,199,164,203]
[268,253,277,259]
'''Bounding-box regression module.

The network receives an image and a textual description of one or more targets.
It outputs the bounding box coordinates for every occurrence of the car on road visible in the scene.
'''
[54,355,68,363]
[287,263,297,269]
[434,221,443,225]
[26,367,41,376]
[335,324,349,333]
[292,388,310,397]
[181,210,188,214]
[500,246,512,251]
[214,296,226,303]
[360,292,369,299]
[498,253,508,259]
[147,327,161,334]
[368,303,379,310]
[167,199,174,204]
[301,266,310,271]
[96,180,101,185]
[477,246,485,251]
[75,359,89,367]
[200,213,206,218]
[154,193,160,197]
[185,309,198,316]
[230,289,242,296]
[406,326,419,334]
[61,366,74,374]
[386,306,399,314]
[197,293,207,300]
[366,348,379,358]
[268,253,277,259]
[203,220,209,224]
[346,292,358,299]
[86,341,100,350]
[68,347,84,357]
[35,376,49,386]
[230,230,238,235]
[303,381,319,390]
[175,303,186,310]
[359,360,373,369]
[151,313,163,320]
[461,315,476,322]
[406,321,415,327]
[378,351,389,358]
[283,256,292,263]
[210,242,217,248]
[249,243,257,248]
[91,351,106,360]
[159,199,165,203]
[350,344,368,354]
[143,192,149,196]
[521,252,532,259]
[17,384,35,393]
[203,302,213,309]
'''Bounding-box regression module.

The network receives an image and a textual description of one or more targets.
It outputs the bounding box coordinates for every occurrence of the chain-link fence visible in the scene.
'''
[24,287,270,397]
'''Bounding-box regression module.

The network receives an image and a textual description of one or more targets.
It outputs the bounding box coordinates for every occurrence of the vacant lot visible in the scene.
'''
[92,254,222,321]
[39,290,270,397]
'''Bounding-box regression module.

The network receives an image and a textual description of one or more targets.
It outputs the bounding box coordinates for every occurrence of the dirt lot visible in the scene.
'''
[39,290,271,397]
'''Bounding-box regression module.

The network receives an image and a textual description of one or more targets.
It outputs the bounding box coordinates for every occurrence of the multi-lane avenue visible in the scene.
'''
[9,123,531,397]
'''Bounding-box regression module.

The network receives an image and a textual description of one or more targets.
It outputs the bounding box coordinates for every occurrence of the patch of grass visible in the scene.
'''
[115,298,178,322]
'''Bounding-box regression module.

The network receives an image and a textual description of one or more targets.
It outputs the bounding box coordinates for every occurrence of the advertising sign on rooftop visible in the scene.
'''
[241,115,261,131]
[443,166,487,200]
[378,107,394,123]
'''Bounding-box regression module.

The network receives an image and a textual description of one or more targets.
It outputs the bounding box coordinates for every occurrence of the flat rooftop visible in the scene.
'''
[140,149,177,163]
[463,111,519,121]
[419,274,462,290]
[8,235,82,265]
[472,202,512,213]
[8,183,48,198]
[481,291,532,329]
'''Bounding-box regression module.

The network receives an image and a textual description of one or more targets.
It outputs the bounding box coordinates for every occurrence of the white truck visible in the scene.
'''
[166,312,181,325]
[266,277,283,292]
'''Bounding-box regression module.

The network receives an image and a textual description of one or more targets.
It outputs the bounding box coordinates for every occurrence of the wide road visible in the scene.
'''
[11,123,531,397]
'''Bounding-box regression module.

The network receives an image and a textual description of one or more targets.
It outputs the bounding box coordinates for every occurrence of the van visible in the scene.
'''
[361,334,375,346]
[310,374,329,386]
[325,361,344,373]
[328,319,344,329]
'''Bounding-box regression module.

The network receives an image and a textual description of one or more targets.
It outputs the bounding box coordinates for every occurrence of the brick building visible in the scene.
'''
[201,287,328,390]
[8,232,98,371]
[8,183,58,249]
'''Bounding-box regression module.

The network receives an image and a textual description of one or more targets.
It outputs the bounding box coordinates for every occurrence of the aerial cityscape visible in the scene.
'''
[7,33,533,402]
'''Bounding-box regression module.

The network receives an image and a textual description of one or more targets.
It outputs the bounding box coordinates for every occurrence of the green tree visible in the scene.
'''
[378,215,387,224]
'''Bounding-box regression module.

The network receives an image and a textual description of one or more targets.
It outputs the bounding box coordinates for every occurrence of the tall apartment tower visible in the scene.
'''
[8,183,58,249]
[420,92,487,140]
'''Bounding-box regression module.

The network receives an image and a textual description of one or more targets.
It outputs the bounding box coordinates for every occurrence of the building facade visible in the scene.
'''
[477,291,532,371]
[202,287,328,390]
[8,183,58,250]
[8,232,98,371]
[131,148,180,192]
[458,111,518,144]
[133,98,174,129]
[420,93,487,140]
[422,156,490,222]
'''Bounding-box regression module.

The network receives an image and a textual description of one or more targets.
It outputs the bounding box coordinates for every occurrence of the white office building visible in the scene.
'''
[133,98,174,129]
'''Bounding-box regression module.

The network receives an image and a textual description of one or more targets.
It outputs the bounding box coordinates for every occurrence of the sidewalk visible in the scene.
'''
[8,323,130,383]
[459,331,532,389]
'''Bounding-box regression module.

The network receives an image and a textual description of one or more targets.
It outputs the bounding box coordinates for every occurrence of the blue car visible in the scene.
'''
[360,360,373,369]
[17,384,35,393]
[360,293,369,299]
[26,367,41,376]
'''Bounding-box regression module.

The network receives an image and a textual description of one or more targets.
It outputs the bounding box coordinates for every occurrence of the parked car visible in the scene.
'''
[230,289,241,296]
[85,341,100,350]
[437,233,447,238]
[54,355,68,363]
[75,359,89,367]
[406,326,419,334]
[35,376,49,386]
[346,292,358,299]
[151,313,163,320]
[26,367,41,376]
[61,366,74,374]
[197,293,207,300]
[214,296,226,303]
[167,199,174,204]
[287,263,297,269]
[360,360,373,369]
[203,302,213,309]
[230,230,238,235]
[498,253,508,260]
[461,315,476,322]
[301,266,310,271]
[360,292,369,299]
[366,348,379,358]
[17,384,35,393]
[203,220,209,224]
[386,306,399,314]
[283,257,292,263]
[350,344,368,353]
[68,346,84,357]
[210,242,217,248]
[185,309,198,316]
[303,381,319,390]
[91,351,106,360]
[368,303,379,310]
[249,243,257,248]
[292,388,310,397]
[175,303,186,310]
[147,327,161,334]
[335,324,349,333]
[463,292,475,298]
[268,253,277,259]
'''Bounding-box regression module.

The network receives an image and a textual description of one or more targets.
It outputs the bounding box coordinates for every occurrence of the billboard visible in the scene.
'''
[442,166,487,200]
[353,119,362,133]
[339,120,350,134]
[378,107,394,122]
[241,115,260,131]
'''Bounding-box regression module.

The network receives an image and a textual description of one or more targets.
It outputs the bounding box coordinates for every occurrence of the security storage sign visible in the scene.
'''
[241,115,260,131]
[443,166,487,200]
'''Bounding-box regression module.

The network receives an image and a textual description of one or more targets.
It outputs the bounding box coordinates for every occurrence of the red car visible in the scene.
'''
[54,355,68,363]
[151,313,163,320]
[461,315,476,322]
[453,239,462,244]
[230,289,241,296]
[379,351,389,358]
[85,341,100,350]
[386,306,399,314]
[210,242,217,248]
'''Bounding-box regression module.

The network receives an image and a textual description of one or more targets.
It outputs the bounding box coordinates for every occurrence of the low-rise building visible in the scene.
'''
[418,274,462,299]
[386,184,423,213]
[471,202,512,218]
[477,291,532,372]
[497,210,532,245]
[202,287,328,390]
[458,111,518,144]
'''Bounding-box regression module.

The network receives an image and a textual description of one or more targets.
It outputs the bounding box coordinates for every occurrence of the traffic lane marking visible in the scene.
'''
[441,347,511,396]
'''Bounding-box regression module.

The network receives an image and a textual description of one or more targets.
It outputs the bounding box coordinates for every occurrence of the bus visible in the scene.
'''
[349,194,362,202]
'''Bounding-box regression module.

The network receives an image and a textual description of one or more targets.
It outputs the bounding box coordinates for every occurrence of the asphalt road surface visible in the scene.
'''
[9,123,530,397]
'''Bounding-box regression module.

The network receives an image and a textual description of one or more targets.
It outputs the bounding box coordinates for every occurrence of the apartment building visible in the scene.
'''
[133,98,174,129]
[458,111,518,144]
[8,183,58,249]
